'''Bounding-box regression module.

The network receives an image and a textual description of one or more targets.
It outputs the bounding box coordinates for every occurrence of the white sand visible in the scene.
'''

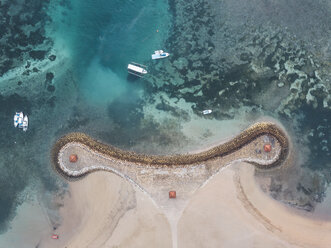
[39,163,331,248]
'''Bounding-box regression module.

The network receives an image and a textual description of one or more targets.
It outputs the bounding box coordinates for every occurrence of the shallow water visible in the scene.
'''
[55,0,171,107]
[0,0,330,246]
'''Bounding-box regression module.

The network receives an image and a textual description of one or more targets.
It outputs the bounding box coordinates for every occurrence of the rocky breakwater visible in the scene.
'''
[51,122,289,180]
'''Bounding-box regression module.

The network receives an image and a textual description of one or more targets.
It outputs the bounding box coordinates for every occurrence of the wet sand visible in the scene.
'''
[39,172,172,248]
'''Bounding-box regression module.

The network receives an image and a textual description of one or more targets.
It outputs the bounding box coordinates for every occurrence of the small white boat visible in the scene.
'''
[202,109,212,115]
[151,50,170,60]
[127,62,148,78]
[22,115,28,132]
[14,112,23,127]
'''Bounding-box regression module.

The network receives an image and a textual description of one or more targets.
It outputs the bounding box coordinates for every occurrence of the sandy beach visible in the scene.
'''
[179,164,331,248]
[36,160,331,248]
[38,171,172,248]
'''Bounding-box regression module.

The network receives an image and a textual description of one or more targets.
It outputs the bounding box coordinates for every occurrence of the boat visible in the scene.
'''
[14,112,23,127]
[127,62,148,78]
[22,115,28,132]
[202,109,212,115]
[14,112,28,131]
[151,50,170,60]
[51,234,59,239]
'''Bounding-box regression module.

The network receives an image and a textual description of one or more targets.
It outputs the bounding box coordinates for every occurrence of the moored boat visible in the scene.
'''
[14,112,23,127]
[14,112,28,131]
[151,50,170,60]
[127,62,148,78]
[22,115,28,132]
[202,109,212,115]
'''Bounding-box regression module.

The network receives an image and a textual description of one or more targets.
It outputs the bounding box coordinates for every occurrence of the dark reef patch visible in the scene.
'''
[46,72,54,82]
[47,85,56,92]
[29,50,47,60]
[0,0,51,76]
[48,54,56,61]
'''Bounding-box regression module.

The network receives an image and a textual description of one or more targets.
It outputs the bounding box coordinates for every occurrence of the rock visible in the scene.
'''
[186,70,198,81]
[25,61,31,68]
[306,88,316,105]
[192,60,202,68]
[46,72,54,81]
[240,52,252,62]
[218,89,226,96]
[277,82,285,87]
[47,85,55,92]
[29,50,47,60]
[48,54,56,61]
[173,58,188,70]
[47,96,56,108]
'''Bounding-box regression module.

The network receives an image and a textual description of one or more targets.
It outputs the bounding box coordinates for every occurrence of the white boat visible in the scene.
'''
[151,50,170,60]
[22,115,28,132]
[202,109,212,115]
[127,62,148,78]
[14,112,23,127]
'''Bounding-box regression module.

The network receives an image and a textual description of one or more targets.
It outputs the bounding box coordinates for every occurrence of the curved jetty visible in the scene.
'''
[52,122,289,179]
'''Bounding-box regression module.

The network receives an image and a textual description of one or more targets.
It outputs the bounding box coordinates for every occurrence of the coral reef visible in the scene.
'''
[0,0,54,77]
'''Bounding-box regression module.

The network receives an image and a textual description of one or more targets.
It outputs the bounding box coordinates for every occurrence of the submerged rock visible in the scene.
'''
[47,85,55,92]
[29,50,47,60]
[48,54,56,61]
[46,72,54,82]
[173,58,188,70]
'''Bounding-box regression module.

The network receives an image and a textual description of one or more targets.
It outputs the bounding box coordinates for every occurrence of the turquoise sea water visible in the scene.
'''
[54,0,170,106]
[0,0,330,246]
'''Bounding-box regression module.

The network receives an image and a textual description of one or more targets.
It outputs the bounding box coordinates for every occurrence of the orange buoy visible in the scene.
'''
[69,154,78,163]
[169,191,176,199]
[264,144,272,152]
[51,234,59,239]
